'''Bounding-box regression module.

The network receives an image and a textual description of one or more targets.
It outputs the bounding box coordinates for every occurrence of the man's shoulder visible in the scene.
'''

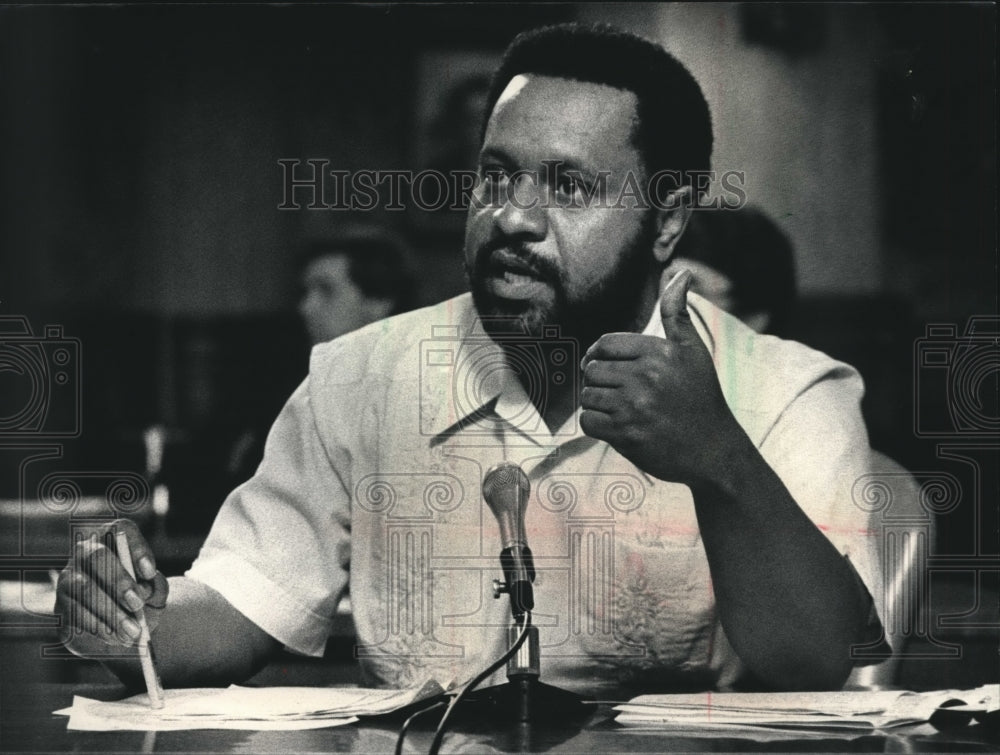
[309,293,475,384]
[688,293,864,441]
[689,292,858,381]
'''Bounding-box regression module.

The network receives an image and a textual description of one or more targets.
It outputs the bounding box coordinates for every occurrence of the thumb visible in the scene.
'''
[660,267,693,339]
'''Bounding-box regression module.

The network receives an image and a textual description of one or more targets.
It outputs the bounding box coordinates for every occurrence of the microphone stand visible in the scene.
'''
[466,570,589,725]
[468,462,589,730]
[423,464,593,754]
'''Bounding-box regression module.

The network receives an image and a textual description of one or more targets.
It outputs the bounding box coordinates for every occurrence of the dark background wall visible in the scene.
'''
[0,3,995,556]
[0,3,572,514]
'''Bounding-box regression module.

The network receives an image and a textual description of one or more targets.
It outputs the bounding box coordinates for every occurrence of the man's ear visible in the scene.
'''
[652,185,693,265]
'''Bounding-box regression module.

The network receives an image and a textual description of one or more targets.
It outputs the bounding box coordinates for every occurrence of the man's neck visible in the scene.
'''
[500,292,661,435]
[498,340,581,436]
[540,378,578,435]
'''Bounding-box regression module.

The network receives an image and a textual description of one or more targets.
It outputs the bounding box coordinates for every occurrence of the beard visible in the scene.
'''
[465,213,659,354]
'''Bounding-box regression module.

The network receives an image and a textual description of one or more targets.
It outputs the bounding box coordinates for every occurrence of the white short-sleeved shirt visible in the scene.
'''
[187,292,885,693]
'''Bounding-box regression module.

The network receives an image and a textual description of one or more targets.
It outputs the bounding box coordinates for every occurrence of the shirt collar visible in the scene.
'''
[424,301,553,446]
[425,290,719,446]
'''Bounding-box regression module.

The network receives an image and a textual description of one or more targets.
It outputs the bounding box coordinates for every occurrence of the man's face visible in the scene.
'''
[298,254,372,344]
[464,74,660,348]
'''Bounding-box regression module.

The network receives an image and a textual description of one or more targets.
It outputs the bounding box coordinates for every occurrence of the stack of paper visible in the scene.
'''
[614,684,998,734]
[55,680,445,731]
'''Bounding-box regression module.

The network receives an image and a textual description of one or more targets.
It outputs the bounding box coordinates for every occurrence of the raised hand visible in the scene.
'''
[579,269,742,485]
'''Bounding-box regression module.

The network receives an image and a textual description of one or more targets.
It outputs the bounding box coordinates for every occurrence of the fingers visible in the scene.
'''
[57,520,163,653]
[582,333,649,367]
[580,385,621,414]
[145,570,169,610]
[57,567,142,647]
[114,518,158,580]
[659,267,693,337]
[72,529,143,613]
[581,358,626,387]
[579,408,615,441]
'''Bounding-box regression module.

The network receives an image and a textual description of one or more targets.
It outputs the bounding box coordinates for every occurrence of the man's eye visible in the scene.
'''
[553,172,585,201]
[479,165,508,185]
[476,165,509,204]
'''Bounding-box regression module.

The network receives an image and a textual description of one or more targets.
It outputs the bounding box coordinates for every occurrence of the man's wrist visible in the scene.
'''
[683,418,760,501]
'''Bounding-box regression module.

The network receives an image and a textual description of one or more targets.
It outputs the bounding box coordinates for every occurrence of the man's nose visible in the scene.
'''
[493,173,547,240]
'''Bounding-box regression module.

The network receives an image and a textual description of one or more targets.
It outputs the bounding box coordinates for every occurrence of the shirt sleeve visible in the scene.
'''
[757,365,887,649]
[185,375,351,657]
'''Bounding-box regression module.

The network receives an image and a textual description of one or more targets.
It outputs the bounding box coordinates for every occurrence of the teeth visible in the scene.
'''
[503,271,535,284]
[491,257,538,277]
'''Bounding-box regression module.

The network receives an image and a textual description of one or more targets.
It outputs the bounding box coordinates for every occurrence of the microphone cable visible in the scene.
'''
[393,699,446,755]
[426,612,532,755]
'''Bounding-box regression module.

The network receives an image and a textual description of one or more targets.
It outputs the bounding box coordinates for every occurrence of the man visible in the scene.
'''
[57,23,885,695]
[297,228,417,345]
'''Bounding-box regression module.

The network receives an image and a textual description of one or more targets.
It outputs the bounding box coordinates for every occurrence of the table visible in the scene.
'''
[2,679,997,754]
[2,571,997,753]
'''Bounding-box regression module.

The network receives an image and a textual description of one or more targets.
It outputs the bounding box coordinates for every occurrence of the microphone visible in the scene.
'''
[482,462,535,620]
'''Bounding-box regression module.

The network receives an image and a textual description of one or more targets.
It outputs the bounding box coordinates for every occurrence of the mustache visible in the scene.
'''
[471,239,560,283]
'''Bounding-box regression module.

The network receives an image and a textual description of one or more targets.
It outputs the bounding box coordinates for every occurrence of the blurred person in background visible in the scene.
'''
[663,205,796,336]
[298,227,418,345]
[162,228,419,533]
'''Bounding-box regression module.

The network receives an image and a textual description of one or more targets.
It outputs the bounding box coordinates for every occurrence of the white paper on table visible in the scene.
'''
[610,720,923,739]
[613,684,999,731]
[53,680,445,732]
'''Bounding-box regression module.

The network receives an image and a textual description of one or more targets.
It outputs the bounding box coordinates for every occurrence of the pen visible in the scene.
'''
[115,529,165,710]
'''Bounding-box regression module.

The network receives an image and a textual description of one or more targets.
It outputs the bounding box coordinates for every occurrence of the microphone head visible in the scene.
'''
[482,462,530,549]
[482,462,530,499]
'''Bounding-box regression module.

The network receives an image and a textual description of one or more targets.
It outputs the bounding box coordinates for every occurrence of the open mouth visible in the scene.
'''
[484,251,550,299]
[488,250,545,280]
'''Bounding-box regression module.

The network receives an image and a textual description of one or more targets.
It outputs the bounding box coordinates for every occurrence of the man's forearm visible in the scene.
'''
[104,577,280,690]
[690,430,871,691]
